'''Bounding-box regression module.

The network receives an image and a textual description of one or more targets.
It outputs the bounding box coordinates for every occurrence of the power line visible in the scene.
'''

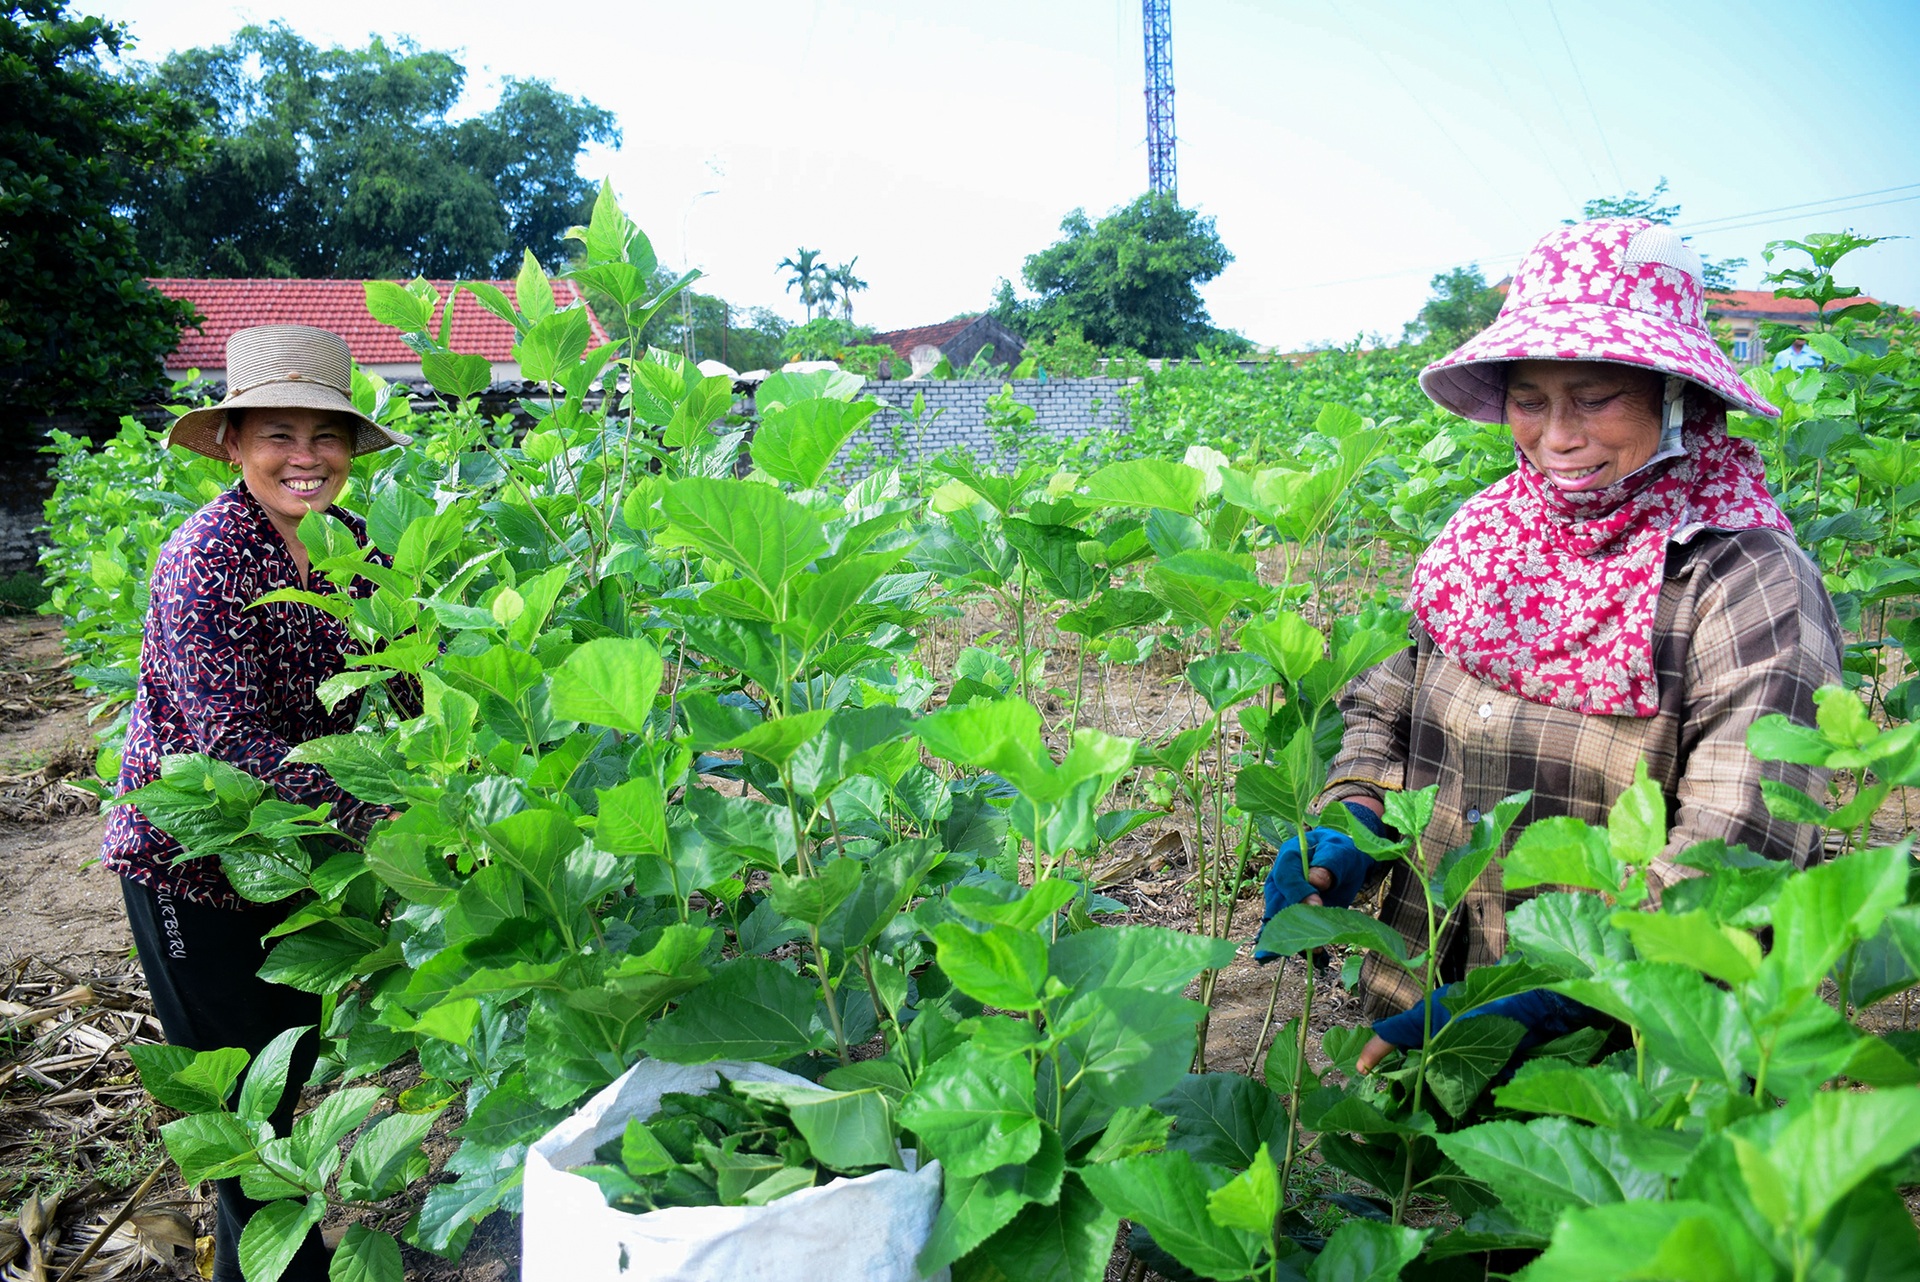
[1270,188,1920,295]
[1680,192,1920,238]
[1462,0,1579,207]
[1504,0,1598,192]
[1679,184,1920,233]
[1545,0,1624,190]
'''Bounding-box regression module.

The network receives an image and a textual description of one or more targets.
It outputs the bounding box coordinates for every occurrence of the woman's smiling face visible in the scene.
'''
[225,408,355,537]
[1504,360,1666,492]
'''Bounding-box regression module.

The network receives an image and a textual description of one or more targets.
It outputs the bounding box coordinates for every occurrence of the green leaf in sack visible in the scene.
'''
[238,1194,325,1282]
[898,1041,1042,1180]
[1077,1150,1265,1282]
[1256,904,1410,965]
[752,396,878,490]
[642,957,828,1063]
[917,1127,1066,1274]
[547,636,662,735]
[731,1081,898,1169]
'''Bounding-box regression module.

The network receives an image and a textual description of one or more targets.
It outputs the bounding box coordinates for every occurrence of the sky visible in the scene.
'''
[89,0,1920,351]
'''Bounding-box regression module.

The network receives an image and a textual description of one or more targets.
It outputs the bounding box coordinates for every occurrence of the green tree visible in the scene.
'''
[990,193,1234,358]
[127,24,618,279]
[778,247,826,322]
[824,258,867,322]
[1403,265,1505,347]
[0,0,203,420]
[1573,178,1745,293]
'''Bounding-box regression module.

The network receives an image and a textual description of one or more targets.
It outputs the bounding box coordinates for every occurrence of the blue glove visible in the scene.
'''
[1253,802,1385,963]
[1371,986,1600,1054]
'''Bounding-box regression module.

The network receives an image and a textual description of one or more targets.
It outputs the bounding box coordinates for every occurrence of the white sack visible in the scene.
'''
[522,1058,945,1282]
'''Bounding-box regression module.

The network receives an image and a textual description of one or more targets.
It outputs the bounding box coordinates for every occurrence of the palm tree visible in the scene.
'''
[825,258,868,323]
[778,247,825,322]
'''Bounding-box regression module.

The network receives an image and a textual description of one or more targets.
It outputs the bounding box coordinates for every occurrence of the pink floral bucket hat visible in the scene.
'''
[1419,218,1780,422]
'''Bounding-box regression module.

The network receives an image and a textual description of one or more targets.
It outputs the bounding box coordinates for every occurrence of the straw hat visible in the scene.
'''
[165,325,413,460]
[1420,219,1780,424]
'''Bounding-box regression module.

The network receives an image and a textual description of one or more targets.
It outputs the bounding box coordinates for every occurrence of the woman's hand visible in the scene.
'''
[1356,1035,1396,1075]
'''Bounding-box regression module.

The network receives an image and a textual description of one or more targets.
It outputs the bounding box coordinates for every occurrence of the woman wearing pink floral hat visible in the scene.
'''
[1257,219,1842,1072]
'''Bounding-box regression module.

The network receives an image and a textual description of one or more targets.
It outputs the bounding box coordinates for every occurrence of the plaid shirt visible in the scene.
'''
[1324,528,1843,1019]
[103,484,383,910]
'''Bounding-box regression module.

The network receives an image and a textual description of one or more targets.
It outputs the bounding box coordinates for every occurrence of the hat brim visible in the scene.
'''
[1420,301,1781,423]
[166,380,412,461]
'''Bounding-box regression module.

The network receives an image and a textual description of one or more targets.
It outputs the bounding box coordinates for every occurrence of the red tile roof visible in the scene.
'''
[148,278,608,369]
[870,316,981,362]
[1705,289,1882,318]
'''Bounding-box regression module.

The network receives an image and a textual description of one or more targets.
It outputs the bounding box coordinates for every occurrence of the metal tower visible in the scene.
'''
[1142,0,1176,198]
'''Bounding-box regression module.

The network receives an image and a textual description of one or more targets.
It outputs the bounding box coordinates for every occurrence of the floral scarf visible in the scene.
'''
[1407,406,1794,717]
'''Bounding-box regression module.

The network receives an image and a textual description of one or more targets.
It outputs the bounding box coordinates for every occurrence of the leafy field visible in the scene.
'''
[37,190,1920,1280]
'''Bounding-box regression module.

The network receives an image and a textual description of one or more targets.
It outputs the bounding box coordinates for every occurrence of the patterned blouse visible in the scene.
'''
[103,484,382,910]
[1324,528,1843,1020]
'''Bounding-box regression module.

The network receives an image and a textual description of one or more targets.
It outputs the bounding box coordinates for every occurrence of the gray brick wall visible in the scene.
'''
[816,377,1135,473]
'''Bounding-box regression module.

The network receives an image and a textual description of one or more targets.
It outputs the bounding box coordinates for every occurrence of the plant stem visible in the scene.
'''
[1275,961,1316,1217]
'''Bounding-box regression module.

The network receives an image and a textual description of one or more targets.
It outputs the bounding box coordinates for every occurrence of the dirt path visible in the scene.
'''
[0,616,125,966]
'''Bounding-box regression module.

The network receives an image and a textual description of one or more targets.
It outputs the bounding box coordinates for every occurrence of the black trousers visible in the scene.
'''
[121,878,329,1282]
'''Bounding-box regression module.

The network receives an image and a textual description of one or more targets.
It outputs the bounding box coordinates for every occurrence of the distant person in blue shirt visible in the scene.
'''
[1773,335,1825,371]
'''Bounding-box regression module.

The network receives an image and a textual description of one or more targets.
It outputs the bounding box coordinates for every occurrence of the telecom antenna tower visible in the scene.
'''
[1142,0,1176,198]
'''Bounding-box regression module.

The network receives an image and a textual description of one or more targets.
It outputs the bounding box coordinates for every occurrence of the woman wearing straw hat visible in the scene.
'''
[103,325,410,1281]
[1255,219,1843,1073]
